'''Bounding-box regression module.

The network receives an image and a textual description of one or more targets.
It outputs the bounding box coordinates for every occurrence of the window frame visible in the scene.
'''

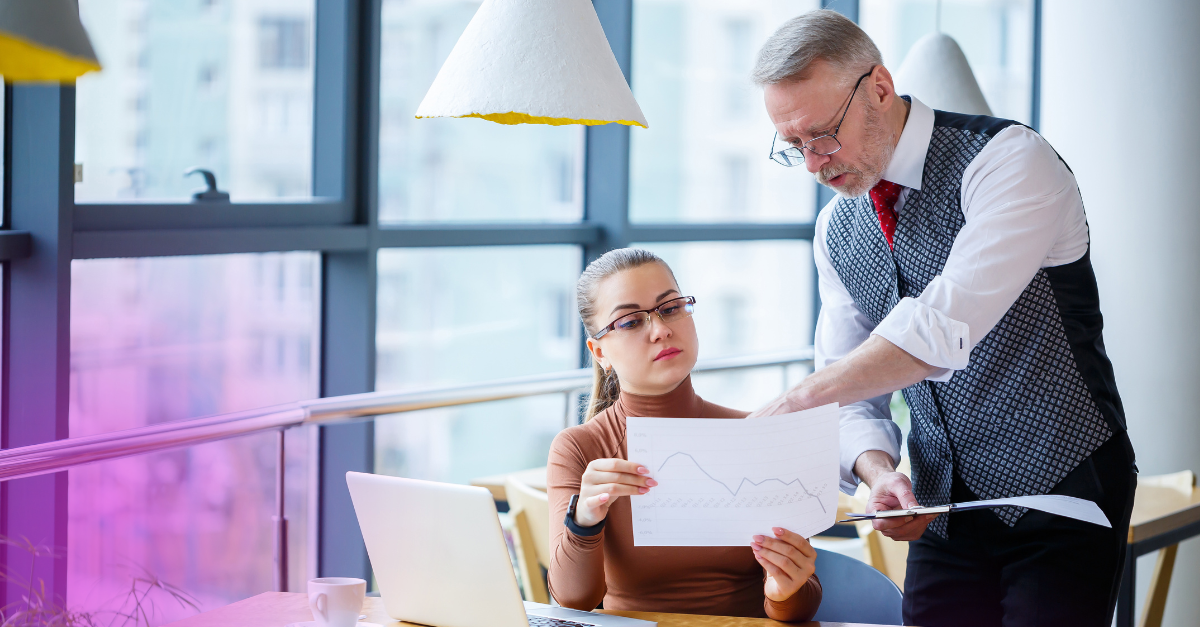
[0,0,1044,602]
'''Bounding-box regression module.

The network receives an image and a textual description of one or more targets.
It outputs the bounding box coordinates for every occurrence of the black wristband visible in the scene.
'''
[565,493,606,537]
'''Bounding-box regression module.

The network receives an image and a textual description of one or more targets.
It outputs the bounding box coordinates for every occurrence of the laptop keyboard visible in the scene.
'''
[527,614,598,627]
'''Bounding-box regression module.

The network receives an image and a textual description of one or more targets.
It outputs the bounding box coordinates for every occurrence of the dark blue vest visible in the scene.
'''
[824,111,1125,537]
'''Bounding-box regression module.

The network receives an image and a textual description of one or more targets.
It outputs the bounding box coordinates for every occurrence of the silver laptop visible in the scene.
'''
[346,472,654,627]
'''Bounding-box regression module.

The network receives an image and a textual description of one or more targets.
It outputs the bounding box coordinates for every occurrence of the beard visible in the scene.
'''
[815,101,896,198]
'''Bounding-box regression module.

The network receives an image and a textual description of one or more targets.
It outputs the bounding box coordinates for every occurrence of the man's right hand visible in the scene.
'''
[575,458,657,528]
[866,471,936,541]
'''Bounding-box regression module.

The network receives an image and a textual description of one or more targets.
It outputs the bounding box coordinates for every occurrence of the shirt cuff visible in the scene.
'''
[839,414,902,494]
[872,297,970,376]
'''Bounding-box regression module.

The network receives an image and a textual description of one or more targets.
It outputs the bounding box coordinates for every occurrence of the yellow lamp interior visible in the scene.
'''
[417,111,648,129]
[0,31,101,82]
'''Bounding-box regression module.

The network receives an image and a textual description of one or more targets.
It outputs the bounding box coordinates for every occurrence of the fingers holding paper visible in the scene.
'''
[868,471,936,541]
[576,458,658,527]
[753,527,817,602]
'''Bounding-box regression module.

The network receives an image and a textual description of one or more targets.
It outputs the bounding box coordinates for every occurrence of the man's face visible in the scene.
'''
[764,60,894,198]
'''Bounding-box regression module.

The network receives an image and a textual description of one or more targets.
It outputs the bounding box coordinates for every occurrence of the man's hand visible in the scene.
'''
[747,390,804,418]
[853,450,934,542]
[865,471,935,541]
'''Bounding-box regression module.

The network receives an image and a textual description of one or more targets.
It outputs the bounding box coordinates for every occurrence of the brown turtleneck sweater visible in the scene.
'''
[546,376,822,621]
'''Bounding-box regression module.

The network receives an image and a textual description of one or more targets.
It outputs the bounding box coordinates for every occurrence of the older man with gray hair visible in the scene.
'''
[749,10,1135,627]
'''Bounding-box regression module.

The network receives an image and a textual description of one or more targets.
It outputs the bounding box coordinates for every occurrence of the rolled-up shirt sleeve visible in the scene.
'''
[871,125,1084,380]
[814,206,902,493]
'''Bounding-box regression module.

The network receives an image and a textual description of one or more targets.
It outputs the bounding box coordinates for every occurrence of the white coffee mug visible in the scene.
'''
[308,577,366,627]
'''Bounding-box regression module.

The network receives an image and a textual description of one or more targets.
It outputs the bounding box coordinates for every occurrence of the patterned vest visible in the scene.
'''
[825,111,1126,537]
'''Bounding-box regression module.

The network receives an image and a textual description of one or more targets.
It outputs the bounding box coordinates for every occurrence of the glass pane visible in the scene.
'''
[860,0,1034,123]
[633,241,814,411]
[75,0,316,202]
[1,87,4,226]
[377,0,584,224]
[69,253,321,623]
[375,246,582,482]
[629,1,821,224]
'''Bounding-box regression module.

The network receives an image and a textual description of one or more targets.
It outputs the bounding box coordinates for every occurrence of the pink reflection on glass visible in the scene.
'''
[67,254,319,625]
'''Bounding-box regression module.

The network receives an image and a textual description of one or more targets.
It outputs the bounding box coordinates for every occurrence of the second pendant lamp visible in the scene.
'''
[894,32,992,117]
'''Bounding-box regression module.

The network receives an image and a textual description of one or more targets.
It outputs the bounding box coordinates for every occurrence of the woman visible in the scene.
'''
[547,248,821,621]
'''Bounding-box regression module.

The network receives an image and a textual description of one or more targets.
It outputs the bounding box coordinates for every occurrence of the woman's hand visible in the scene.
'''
[753,527,817,602]
[575,459,657,527]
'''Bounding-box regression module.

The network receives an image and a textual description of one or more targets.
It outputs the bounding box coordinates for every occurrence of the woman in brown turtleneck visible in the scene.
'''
[547,249,821,622]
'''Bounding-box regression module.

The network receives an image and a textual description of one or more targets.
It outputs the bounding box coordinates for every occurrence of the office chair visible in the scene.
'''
[506,476,551,604]
[811,547,904,625]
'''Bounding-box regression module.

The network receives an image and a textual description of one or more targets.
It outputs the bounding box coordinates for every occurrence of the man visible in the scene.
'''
[749,10,1136,627]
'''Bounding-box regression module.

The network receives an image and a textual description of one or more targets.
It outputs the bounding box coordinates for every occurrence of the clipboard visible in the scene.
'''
[838,494,1111,527]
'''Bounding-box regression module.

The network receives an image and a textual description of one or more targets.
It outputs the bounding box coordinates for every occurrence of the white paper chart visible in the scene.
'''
[627,403,840,546]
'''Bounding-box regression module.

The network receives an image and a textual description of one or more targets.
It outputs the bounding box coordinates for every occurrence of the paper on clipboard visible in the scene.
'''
[842,494,1110,528]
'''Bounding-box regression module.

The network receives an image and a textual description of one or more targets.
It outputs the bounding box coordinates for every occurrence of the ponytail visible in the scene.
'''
[584,359,621,422]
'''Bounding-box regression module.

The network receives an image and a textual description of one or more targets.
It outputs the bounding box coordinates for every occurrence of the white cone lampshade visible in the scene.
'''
[894,33,991,116]
[0,0,101,82]
[415,0,648,128]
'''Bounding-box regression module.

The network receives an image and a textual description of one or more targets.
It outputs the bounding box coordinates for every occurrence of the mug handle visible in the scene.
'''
[311,592,328,620]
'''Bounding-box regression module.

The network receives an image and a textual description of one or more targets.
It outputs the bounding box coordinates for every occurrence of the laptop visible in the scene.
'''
[346,472,655,627]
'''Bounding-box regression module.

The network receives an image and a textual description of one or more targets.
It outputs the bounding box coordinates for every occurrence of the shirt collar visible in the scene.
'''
[880,95,934,191]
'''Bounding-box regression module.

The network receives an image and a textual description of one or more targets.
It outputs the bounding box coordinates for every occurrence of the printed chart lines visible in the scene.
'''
[656,451,827,514]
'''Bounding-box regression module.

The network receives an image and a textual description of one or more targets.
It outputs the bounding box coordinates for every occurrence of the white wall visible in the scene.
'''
[1040,1,1200,625]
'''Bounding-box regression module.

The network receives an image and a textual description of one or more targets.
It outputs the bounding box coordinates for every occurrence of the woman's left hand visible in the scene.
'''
[752,527,817,602]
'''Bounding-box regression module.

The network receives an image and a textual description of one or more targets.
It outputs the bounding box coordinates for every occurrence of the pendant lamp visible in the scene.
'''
[894,32,991,116]
[415,0,648,128]
[0,0,101,83]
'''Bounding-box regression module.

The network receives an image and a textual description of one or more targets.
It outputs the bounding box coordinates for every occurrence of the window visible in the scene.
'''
[375,246,582,482]
[859,0,1035,123]
[1,88,5,226]
[376,0,584,223]
[259,17,311,70]
[74,0,316,201]
[68,253,320,619]
[633,240,814,410]
[5,0,1014,607]
[629,0,821,224]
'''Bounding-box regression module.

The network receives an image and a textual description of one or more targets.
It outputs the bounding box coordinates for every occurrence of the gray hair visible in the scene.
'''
[751,10,882,86]
[576,248,677,421]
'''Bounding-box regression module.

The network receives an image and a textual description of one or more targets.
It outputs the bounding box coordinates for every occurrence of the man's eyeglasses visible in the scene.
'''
[769,69,874,167]
[590,296,696,340]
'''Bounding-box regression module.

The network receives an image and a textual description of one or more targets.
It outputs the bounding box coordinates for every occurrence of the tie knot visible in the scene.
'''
[870,179,902,213]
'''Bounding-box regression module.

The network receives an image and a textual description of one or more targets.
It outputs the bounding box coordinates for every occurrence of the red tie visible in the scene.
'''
[870,179,902,249]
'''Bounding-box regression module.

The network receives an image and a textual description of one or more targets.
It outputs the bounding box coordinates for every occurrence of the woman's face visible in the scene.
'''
[586,263,699,396]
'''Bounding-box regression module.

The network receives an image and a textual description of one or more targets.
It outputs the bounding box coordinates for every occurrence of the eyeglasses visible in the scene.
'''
[769,69,874,167]
[590,296,696,340]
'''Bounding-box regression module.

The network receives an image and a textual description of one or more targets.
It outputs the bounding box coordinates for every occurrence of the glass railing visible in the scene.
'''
[0,348,813,597]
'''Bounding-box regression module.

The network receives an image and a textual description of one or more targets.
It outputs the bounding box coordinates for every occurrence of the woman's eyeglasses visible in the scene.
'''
[590,296,696,340]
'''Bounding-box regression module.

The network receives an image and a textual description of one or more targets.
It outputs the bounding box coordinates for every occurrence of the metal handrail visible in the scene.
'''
[1,347,813,593]
[0,348,813,483]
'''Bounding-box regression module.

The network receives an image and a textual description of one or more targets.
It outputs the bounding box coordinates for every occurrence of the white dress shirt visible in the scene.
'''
[816,96,1091,492]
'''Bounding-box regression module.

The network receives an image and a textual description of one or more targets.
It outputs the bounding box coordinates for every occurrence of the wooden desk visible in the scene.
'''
[471,466,548,502]
[1116,481,1200,627]
[163,592,895,627]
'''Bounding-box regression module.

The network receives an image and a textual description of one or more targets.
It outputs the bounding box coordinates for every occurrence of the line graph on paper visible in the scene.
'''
[649,452,829,511]
[627,404,839,546]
